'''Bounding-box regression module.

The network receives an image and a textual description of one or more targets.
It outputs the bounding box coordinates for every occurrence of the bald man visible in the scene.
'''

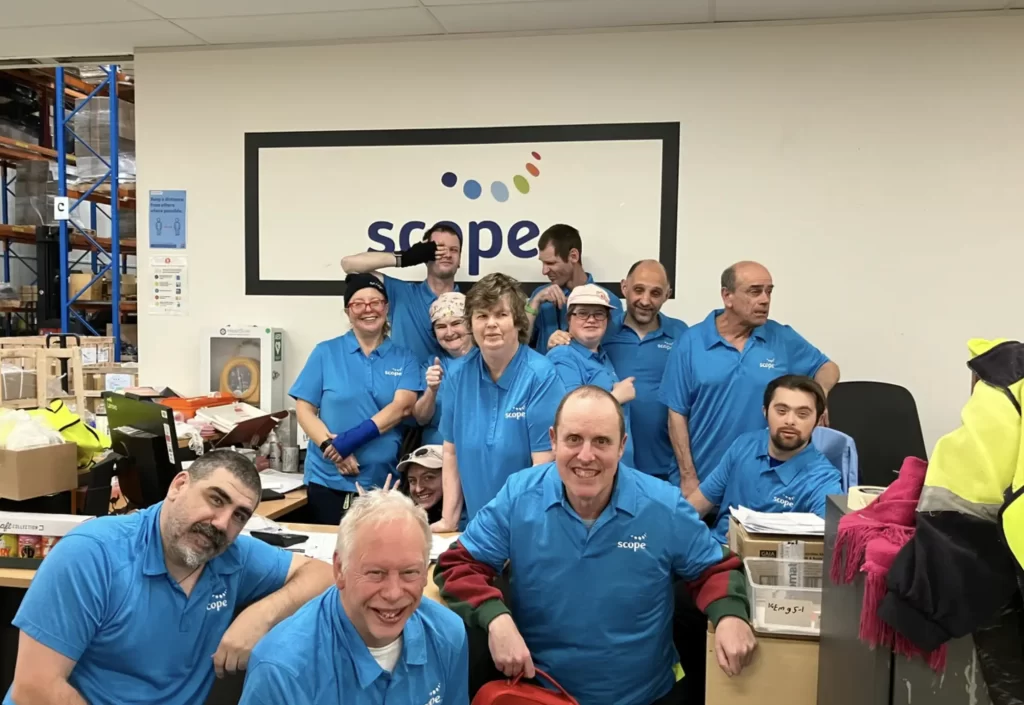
[660,261,840,496]
[601,260,688,483]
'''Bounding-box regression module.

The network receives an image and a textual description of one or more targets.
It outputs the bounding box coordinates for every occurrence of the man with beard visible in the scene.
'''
[526,224,622,352]
[687,375,842,545]
[238,489,468,705]
[4,450,334,705]
[661,261,840,497]
[434,386,757,705]
[341,222,462,361]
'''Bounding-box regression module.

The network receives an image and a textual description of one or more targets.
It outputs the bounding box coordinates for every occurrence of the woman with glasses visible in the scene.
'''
[547,283,636,467]
[289,273,424,524]
[412,292,474,445]
[432,273,567,531]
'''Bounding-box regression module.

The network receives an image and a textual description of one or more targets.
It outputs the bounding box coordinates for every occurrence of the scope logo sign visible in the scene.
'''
[245,123,680,297]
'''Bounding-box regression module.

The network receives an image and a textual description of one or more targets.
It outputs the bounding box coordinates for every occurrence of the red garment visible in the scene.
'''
[830,457,947,671]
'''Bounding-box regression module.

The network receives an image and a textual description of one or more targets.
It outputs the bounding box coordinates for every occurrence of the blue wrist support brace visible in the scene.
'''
[330,419,380,457]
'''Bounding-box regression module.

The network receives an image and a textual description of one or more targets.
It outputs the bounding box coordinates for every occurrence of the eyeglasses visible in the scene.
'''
[400,446,440,464]
[572,310,608,322]
[348,300,386,314]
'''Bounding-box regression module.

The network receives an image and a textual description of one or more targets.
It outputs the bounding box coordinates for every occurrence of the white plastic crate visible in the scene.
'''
[744,557,823,636]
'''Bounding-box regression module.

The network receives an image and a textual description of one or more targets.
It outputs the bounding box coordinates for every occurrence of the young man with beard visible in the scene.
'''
[238,490,468,705]
[687,375,843,545]
[4,450,333,705]
[434,386,757,705]
[341,223,462,361]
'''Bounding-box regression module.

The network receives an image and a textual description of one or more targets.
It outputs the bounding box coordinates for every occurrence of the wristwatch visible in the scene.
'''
[319,438,332,453]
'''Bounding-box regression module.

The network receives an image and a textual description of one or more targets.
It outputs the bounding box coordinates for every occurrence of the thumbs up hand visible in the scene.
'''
[426,357,444,391]
[612,376,637,404]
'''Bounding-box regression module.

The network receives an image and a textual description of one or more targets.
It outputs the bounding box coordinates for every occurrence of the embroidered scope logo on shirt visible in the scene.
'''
[384,368,404,377]
[207,590,229,612]
[773,495,796,509]
[505,404,526,420]
[617,533,648,552]
[657,342,673,350]
[423,682,443,705]
[759,358,776,369]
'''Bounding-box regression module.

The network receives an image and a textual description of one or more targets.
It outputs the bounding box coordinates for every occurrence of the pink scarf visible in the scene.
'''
[830,457,946,671]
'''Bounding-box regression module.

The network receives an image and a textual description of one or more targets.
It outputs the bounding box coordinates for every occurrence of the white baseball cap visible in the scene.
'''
[396,444,443,472]
[566,283,613,308]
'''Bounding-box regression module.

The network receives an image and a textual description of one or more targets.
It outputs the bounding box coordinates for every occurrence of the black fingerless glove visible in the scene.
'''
[396,240,437,268]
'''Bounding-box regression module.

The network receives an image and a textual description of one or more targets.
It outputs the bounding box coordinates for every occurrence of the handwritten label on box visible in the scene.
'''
[766,599,816,628]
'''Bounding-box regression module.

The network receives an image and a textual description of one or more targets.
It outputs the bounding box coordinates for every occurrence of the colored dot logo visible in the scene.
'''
[441,151,542,202]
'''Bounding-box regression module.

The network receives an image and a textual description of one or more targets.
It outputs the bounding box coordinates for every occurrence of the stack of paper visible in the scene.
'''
[243,514,285,533]
[431,533,459,561]
[258,470,305,494]
[730,506,825,536]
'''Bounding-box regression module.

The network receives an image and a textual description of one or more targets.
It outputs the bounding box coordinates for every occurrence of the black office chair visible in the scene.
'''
[827,381,928,488]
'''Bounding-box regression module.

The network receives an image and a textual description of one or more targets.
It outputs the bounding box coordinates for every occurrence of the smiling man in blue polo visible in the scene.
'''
[239,490,468,705]
[688,375,843,544]
[435,386,757,705]
[4,451,333,705]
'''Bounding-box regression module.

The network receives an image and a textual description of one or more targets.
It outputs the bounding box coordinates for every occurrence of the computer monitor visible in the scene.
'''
[103,393,182,508]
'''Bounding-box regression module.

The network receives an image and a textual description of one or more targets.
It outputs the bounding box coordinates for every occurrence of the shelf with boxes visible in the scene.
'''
[0,66,135,358]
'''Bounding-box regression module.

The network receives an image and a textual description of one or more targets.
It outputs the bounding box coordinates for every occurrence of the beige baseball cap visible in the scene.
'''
[396,444,443,472]
[566,283,613,308]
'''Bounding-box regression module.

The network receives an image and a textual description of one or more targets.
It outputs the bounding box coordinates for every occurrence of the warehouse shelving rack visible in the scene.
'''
[0,66,136,360]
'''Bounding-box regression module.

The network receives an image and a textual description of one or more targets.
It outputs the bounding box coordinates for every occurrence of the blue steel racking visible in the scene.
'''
[55,65,124,361]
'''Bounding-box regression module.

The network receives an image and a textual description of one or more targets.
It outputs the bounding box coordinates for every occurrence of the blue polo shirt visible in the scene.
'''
[290,332,423,492]
[3,503,291,705]
[529,274,623,351]
[384,275,458,362]
[659,310,829,480]
[460,462,727,705]
[440,344,566,519]
[420,352,469,446]
[699,429,843,544]
[239,585,468,705]
[603,313,688,482]
[547,339,635,467]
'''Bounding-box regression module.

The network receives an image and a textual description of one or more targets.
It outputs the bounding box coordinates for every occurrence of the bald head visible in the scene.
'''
[721,261,773,327]
[622,259,671,327]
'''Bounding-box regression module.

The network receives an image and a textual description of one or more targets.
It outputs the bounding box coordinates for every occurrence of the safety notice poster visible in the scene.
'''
[150,255,188,316]
[149,190,187,249]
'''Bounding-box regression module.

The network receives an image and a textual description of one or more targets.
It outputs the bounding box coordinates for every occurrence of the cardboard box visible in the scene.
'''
[0,511,92,537]
[728,516,824,562]
[1,366,37,402]
[705,629,818,705]
[69,272,103,301]
[0,443,79,501]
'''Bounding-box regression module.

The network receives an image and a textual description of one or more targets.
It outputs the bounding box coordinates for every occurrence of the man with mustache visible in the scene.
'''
[687,375,843,544]
[660,261,840,497]
[341,222,462,361]
[238,489,468,705]
[4,450,334,705]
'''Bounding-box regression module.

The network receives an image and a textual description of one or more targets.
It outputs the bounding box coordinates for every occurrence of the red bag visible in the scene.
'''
[472,669,579,705]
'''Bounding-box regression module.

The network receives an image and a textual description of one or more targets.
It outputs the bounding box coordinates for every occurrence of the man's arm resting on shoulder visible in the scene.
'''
[688,489,715,518]
[814,361,840,395]
[10,633,87,705]
[668,409,699,495]
[215,555,333,676]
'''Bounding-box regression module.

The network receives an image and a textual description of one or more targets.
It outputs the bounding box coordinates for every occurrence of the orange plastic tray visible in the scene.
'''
[159,392,236,420]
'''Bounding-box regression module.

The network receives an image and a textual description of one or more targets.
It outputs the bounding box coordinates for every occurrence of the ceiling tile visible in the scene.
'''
[431,0,710,33]
[176,7,442,44]
[132,0,416,20]
[715,0,1004,22]
[0,0,158,28]
[0,20,203,60]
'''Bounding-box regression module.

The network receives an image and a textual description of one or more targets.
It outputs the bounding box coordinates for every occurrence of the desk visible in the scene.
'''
[258,488,307,520]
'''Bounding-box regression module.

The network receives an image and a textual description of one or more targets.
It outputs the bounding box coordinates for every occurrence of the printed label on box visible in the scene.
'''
[81,347,97,365]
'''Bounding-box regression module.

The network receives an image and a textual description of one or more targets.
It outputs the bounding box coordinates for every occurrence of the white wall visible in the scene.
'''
[134,15,1024,451]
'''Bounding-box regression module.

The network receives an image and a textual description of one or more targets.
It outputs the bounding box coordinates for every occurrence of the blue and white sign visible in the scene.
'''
[149,190,187,249]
